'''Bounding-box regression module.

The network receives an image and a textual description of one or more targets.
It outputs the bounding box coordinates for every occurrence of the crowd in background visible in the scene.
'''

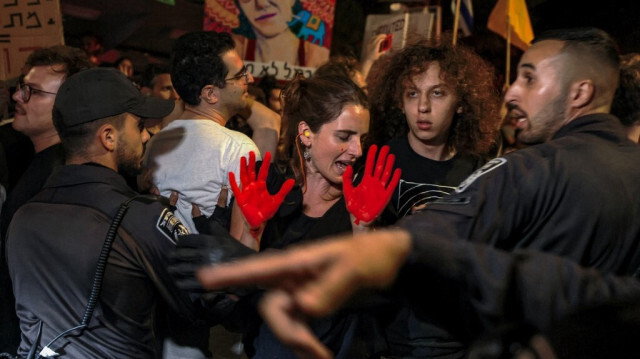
[0,24,639,359]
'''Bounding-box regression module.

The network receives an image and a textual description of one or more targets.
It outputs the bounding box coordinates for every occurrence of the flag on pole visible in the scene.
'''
[487,0,534,51]
[451,0,474,36]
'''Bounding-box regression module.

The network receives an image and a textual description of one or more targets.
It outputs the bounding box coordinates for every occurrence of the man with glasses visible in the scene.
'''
[0,45,93,355]
[141,31,280,358]
[143,31,280,236]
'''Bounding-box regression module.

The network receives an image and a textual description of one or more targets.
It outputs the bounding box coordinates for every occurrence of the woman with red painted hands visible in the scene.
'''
[226,73,400,359]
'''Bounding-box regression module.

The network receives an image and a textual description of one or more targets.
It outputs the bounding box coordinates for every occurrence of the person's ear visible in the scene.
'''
[298,121,312,146]
[201,85,219,105]
[569,79,594,109]
[98,123,117,152]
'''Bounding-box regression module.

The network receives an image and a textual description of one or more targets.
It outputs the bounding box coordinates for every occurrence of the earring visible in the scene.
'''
[303,147,310,160]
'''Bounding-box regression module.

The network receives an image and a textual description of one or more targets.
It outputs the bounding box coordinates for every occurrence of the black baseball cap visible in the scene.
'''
[54,67,175,127]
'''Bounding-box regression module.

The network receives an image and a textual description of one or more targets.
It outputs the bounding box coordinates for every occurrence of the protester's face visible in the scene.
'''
[305,104,369,185]
[238,0,295,38]
[219,50,254,115]
[12,65,65,138]
[117,113,150,177]
[505,40,569,145]
[117,59,134,78]
[402,62,459,149]
[151,73,180,100]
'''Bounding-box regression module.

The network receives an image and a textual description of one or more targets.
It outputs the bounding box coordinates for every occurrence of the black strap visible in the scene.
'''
[27,195,140,359]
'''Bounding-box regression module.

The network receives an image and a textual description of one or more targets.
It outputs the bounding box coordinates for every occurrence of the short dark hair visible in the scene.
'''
[281,74,369,185]
[611,53,640,126]
[141,63,171,88]
[533,27,620,106]
[171,31,236,106]
[53,111,127,158]
[25,45,94,79]
[313,56,360,81]
[532,27,620,71]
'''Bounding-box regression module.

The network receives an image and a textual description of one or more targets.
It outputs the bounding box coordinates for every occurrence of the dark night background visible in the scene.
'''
[60,0,640,70]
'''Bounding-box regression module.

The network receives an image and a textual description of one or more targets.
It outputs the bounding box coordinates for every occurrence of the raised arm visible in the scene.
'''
[238,99,281,162]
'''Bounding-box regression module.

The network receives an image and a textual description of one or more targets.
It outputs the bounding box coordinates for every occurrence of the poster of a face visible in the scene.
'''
[204,0,333,72]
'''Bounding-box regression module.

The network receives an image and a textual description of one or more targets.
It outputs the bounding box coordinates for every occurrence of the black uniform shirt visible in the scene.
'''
[393,114,640,356]
[7,164,193,358]
[403,113,640,275]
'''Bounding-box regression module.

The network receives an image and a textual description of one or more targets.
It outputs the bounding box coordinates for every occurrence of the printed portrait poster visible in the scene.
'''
[204,0,334,81]
[0,0,64,80]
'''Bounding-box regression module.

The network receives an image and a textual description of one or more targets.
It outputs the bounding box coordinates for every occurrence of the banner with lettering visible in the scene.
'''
[204,0,335,80]
[0,0,64,80]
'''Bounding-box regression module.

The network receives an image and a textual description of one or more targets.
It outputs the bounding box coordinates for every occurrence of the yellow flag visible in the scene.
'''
[487,0,534,50]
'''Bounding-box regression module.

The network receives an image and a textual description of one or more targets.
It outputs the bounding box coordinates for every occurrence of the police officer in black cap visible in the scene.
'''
[5,68,235,358]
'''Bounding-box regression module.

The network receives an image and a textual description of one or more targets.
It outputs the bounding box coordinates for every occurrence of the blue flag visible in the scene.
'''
[451,0,474,36]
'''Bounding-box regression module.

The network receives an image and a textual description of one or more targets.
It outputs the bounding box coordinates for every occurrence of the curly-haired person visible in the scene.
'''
[611,53,640,143]
[366,40,501,358]
[368,39,500,222]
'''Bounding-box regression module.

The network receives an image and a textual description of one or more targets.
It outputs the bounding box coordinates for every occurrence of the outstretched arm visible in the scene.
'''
[195,228,640,359]
[239,100,281,162]
[197,229,413,358]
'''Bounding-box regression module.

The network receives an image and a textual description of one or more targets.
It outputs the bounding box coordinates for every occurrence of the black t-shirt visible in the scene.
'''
[258,161,353,251]
[242,162,384,359]
[386,137,485,220]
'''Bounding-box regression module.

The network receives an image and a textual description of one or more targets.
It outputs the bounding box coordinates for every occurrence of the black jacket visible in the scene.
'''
[403,113,640,274]
[7,164,196,358]
[395,114,640,356]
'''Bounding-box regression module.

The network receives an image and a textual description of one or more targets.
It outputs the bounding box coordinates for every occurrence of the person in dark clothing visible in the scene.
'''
[1,46,93,238]
[188,27,640,359]
[228,74,393,358]
[5,67,203,358]
[364,38,501,358]
[194,232,640,359]
[0,45,93,355]
[367,39,500,223]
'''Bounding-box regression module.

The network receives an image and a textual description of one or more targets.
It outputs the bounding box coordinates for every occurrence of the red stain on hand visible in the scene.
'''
[229,151,295,236]
[343,145,401,225]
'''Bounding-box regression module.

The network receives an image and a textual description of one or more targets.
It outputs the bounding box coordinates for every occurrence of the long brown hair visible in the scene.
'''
[280,72,369,186]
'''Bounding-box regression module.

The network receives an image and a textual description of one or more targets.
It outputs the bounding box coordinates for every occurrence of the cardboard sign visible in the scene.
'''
[0,0,64,80]
[361,6,441,62]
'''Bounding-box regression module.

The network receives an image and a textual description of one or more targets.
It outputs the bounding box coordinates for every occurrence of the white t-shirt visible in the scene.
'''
[143,119,260,233]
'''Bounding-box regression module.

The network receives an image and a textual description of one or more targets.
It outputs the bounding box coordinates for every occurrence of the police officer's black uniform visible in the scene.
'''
[392,114,640,357]
[6,68,198,359]
[7,163,194,358]
[403,114,640,274]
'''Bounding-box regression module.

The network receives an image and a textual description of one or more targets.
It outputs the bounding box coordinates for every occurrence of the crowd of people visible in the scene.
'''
[0,25,639,359]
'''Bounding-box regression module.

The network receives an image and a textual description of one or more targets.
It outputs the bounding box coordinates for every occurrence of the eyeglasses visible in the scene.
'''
[225,66,249,84]
[17,81,57,103]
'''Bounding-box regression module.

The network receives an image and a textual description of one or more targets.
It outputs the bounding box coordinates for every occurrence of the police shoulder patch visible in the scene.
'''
[455,157,507,193]
[156,208,189,244]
